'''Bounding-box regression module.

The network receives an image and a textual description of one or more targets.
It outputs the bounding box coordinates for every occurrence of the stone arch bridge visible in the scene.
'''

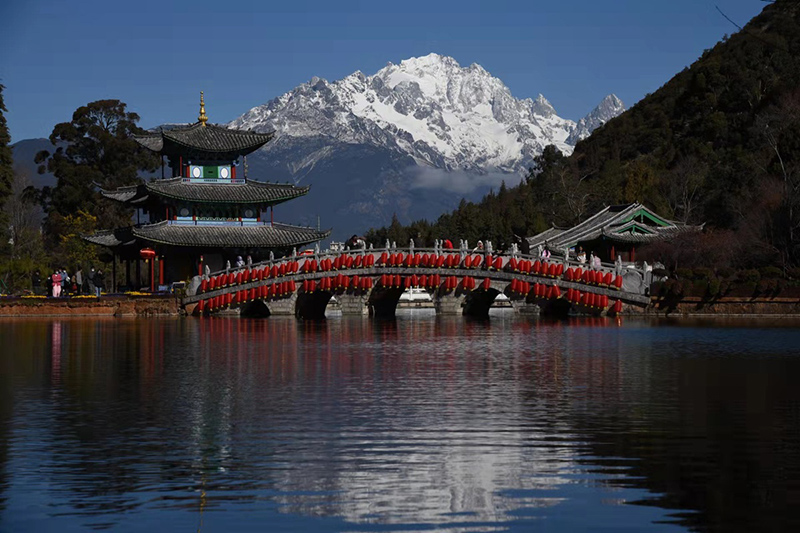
[182,248,651,319]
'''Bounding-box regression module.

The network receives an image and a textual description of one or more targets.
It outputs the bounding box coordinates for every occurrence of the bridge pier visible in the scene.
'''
[338,292,371,316]
[433,290,467,315]
[510,300,541,316]
[264,292,299,316]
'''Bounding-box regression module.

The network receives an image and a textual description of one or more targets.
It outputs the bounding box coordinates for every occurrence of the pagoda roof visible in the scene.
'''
[84,222,330,249]
[99,178,309,206]
[135,122,274,159]
[527,203,702,249]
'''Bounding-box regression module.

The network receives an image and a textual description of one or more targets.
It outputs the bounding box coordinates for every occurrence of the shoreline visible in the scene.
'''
[0,295,181,317]
[2,295,800,318]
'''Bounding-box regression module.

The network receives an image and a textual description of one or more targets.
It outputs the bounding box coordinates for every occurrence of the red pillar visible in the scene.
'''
[198,255,203,276]
[610,246,615,261]
[150,259,155,292]
[631,246,636,263]
[159,256,164,287]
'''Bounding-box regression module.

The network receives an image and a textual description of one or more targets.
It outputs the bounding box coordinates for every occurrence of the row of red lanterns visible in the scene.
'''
[197,280,299,312]
[199,262,301,294]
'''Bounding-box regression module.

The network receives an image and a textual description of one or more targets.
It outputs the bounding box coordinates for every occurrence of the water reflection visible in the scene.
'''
[0,315,799,531]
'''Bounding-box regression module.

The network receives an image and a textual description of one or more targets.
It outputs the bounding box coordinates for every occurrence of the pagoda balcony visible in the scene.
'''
[180,177,247,185]
[170,217,270,227]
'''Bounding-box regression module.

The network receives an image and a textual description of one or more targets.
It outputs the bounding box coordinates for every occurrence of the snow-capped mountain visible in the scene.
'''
[566,94,626,146]
[231,53,587,173]
[227,54,623,239]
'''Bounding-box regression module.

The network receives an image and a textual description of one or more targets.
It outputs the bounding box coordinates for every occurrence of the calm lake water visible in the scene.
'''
[1,311,799,532]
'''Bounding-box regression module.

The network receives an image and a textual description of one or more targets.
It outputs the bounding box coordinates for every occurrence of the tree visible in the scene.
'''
[58,210,101,273]
[0,172,49,294]
[35,100,159,243]
[0,84,13,250]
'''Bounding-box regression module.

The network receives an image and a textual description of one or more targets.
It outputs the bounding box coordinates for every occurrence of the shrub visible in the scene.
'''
[737,269,761,284]
[758,278,779,294]
[693,267,714,281]
[717,267,735,279]
[708,278,722,296]
[662,279,684,297]
[692,280,709,296]
[675,268,693,280]
[788,267,800,281]
[759,266,783,279]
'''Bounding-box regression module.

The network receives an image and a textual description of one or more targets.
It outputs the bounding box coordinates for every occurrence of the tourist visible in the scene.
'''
[236,256,245,268]
[472,240,484,253]
[31,270,41,295]
[51,270,62,298]
[443,239,453,249]
[593,253,602,270]
[74,268,83,295]
[577,247,587,264]
[87,267,96,296]
[60,269,69,297]
[95,270,104,297]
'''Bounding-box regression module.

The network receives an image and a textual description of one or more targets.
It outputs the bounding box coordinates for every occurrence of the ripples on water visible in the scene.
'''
[1,312,800,532]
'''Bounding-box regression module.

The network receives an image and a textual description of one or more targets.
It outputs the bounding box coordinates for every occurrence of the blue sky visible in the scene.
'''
[1,0,766,142]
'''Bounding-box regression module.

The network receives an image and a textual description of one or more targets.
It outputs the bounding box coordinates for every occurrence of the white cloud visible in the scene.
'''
[407,165,518,195]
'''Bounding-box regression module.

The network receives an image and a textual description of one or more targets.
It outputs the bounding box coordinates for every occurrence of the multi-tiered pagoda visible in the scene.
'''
[85,93,330,289]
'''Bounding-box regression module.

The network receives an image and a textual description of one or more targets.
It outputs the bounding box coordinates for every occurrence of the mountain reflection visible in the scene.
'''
[1,315,799,532]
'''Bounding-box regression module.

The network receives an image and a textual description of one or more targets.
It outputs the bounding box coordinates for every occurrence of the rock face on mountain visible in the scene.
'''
[566,94,626,146]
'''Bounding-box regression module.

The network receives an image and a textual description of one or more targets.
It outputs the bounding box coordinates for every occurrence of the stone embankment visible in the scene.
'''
[641,296,800,317]
[0,296,181,317]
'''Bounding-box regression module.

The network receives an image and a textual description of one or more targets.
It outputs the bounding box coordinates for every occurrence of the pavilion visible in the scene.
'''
[526,203,701,263]
[84,93,330,290]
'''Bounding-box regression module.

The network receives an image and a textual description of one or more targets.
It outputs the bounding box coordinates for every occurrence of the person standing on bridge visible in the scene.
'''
[540,242,551,260]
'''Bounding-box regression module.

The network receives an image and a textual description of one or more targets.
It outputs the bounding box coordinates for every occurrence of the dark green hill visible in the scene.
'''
[367,0,800,269]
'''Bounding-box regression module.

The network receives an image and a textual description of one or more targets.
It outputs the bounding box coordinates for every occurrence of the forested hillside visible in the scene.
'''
[367,0,800,270]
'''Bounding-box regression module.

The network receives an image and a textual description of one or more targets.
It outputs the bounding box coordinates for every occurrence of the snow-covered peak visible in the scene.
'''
[530,94,557,117]
[566,94,626,146]
[232,54,612,173]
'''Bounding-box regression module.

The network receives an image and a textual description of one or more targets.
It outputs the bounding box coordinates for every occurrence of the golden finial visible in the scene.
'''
[198,91,208,127]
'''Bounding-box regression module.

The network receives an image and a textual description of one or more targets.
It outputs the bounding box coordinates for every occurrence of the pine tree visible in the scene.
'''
[0,84,13,248]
